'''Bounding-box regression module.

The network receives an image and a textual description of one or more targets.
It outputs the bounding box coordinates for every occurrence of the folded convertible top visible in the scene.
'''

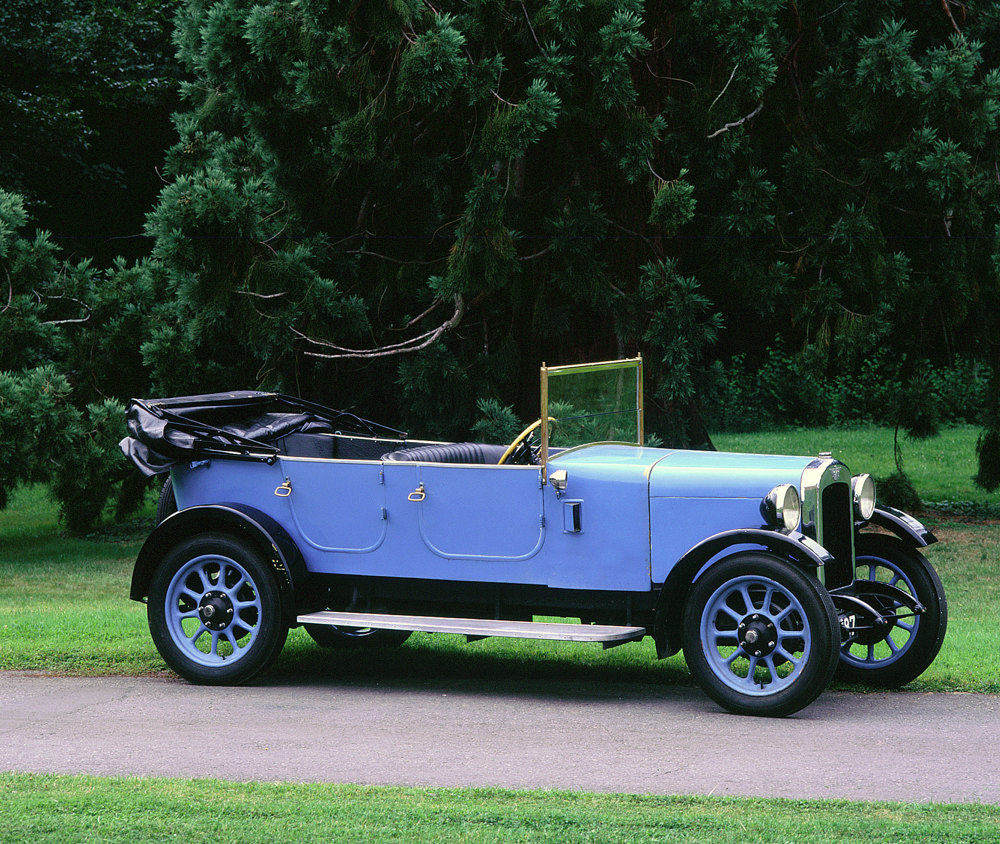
[119,391,405,476]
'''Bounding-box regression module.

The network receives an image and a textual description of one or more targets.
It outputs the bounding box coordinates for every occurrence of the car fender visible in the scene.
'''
[130,503,317,622]
[866,505,937,547]
[652,528,834,659]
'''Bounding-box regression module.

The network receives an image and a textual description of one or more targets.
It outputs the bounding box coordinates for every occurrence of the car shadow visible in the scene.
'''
[263,630,702,707]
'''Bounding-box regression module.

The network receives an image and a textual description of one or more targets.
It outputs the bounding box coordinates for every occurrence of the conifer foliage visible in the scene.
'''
[4,0,1000,531]
[145,0,699,435]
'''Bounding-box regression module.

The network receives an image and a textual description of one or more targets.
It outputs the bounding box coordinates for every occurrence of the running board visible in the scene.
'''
[296,611,647,645]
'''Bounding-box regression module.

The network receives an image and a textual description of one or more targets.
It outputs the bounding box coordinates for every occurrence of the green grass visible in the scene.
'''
[712,424,1000,510]
[2,773,999,843]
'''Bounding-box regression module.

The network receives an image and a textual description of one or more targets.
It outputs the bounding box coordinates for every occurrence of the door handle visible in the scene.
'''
[407,484,426,502]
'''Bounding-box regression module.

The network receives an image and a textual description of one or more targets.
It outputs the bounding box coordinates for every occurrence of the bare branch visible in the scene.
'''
[236,289,287,300]
[706,102,763,139]
[1,265,11,314]
[519,245,552,262]
[347,249,447,267]
[403,297,442,328]
[42,316,91,326]
[941,0,962,34]
[520,1,542,50]
[294,295,465,360]
[709,64,739,111]
[36,293,91,326]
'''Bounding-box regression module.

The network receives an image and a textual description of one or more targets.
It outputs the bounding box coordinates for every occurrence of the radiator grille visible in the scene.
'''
[820,482,854,588]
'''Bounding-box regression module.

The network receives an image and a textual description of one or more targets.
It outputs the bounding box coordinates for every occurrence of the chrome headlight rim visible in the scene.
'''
[852,473,876,521]
[761,483,802,532]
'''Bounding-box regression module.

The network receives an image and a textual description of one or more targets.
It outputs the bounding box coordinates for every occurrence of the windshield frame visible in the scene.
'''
[539,356,644,481]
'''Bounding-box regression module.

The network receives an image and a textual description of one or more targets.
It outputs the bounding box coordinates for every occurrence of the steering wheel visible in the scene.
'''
[497,418,553,465]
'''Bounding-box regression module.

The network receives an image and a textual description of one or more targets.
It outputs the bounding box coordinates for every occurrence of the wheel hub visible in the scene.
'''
[199,590,235,631]
[738,614,778,658]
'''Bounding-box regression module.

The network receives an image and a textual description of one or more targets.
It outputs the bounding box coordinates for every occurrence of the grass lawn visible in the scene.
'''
[712,424,1000,511]
[2,773,999,843]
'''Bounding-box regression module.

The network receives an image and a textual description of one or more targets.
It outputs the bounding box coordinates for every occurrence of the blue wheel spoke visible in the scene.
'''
[773,605,794,624]
[718,604,743,623]
[775,647,800,666]
[760,585,775,614]
[897,620,915,632]
[762,656,779,685]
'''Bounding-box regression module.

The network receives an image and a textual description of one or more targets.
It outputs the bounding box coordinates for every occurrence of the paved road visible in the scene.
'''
[2,671,997,803]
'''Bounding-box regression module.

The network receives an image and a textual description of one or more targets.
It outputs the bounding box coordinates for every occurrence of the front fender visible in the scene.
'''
[652,528,834,659]
[130,503,317,622]
[866,506,937,547]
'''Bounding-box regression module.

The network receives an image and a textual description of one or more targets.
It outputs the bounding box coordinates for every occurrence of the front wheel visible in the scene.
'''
[835,534,946,687]
[682,553,840,717]
[147,533,289,684]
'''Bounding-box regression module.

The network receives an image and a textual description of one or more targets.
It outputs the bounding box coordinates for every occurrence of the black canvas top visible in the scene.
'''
[119,391,403,476]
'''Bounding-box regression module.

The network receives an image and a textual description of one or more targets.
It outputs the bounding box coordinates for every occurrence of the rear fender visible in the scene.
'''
[652,529,833,659]
[130,504,318,622]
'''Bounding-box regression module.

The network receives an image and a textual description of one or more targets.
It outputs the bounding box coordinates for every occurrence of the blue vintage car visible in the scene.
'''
[121,357,946,716]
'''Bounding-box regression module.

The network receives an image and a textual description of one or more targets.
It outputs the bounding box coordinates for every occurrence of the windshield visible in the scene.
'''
[540,357,643,473]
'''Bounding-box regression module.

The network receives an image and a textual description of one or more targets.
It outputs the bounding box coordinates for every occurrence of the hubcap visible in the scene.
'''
[738,613,778,658]
[199,590,235,631]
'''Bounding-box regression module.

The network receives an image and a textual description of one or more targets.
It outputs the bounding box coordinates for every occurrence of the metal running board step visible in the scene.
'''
[296,611,647,644]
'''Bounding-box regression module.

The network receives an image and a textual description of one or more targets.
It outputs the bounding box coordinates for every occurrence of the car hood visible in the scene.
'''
[551,443,819,498]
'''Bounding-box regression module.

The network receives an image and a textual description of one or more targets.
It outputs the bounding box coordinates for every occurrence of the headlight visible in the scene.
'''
[852,473,876,521]
[761,484,801,531]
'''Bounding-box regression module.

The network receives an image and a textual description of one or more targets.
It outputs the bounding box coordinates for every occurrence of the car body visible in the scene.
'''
[121,357,946,716]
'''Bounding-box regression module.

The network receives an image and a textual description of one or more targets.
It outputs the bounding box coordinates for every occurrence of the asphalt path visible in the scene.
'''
[2,671,998,803]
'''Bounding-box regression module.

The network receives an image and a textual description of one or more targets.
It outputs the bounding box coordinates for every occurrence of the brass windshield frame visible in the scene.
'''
[539,356,643,482]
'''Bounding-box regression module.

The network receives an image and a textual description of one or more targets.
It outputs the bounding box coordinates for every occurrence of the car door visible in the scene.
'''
[407,464,546,561]
[277,457,388,553]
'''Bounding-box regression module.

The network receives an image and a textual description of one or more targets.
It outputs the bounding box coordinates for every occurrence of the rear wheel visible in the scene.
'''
[155,476,177,524]
[305,624,411,649]
[835,534,946,687]
[304,588,412,649]
[147,533,288,684]
[682,553,840,717]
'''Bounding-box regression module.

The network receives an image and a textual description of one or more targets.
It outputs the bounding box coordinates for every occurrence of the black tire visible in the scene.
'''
[682,553,840,717]
[304,587,412,649]
[147,533,288,684]
[835,534,947,687]
[156,476,178,525]
[304,624,412,649]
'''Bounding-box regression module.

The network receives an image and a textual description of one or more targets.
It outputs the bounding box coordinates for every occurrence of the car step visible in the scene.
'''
[296,611,647,645]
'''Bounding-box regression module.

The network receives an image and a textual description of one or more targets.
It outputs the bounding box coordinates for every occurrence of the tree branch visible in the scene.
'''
[1,265,11,314]
[294,295,465,360]
[941,0,962,34]
[706,102,763,139]
[709,64,739,111]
